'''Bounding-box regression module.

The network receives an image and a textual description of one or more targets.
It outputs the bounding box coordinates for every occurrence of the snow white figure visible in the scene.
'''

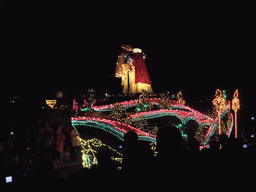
[115,45,153,93]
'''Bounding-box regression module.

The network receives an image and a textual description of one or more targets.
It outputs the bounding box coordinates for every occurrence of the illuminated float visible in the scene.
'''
[70,45,238,169]
[72,91,236,168]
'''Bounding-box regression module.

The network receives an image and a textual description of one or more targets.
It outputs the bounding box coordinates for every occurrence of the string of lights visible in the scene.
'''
[72,90,235,153]
[71,117,156,142]
[232,89,240,138]
[72,115,218,169]
[90,98,215,121]
[77,137,123,169]
[204,103,233,145]
[130,109,213,125]
[212,89,226,134]
[72,103,233,148]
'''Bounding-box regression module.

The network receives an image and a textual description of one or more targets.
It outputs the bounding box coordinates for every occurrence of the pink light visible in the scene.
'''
[200,145,209,150]
[130,109,213,124]
[226,113,233,136]
[91,98,214,122]
[92,99,139,110]
[71,117,156,138]
[74,98,233,147]
[73,99,78,111]
[92,98,162,111]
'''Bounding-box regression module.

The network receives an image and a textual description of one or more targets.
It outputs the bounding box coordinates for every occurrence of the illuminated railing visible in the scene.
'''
[72,98,234,162]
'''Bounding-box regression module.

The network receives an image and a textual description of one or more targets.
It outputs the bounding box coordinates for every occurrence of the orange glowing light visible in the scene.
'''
[232,89,240,112]
[212,89,225,135]
[232,89,240,138]
[177,91,185,105]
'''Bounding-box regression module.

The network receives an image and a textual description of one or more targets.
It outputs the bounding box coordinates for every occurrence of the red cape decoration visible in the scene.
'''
[133,53,152,85]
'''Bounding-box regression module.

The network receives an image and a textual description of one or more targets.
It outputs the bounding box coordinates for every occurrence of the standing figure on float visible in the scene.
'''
[115,45,153,93]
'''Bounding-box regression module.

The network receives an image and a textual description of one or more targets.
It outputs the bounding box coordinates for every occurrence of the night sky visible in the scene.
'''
[2,1,256,130]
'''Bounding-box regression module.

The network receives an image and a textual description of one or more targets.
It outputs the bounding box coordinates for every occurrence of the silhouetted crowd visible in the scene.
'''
[1,124,256,191]
[0,117,81,190]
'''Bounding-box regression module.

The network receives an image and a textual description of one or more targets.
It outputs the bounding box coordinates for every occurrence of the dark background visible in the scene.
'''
[2,1,256,134]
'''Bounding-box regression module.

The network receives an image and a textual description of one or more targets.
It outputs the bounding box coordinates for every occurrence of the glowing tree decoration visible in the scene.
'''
[136,90,153,112]
[109,103,131,125]
[194,125,208,146]
[132,116,149,132]
[159,93,172,110]
[232,89,240,138]
[212,89,226,135]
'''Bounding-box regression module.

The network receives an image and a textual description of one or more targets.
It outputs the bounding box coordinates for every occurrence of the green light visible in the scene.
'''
[223,90,226,93]
[81,108,88,111]
[144,104,147,108]
[224,95,227,98]
[178,124,183,128]
[137,107,141,112]
[172,94,175,98]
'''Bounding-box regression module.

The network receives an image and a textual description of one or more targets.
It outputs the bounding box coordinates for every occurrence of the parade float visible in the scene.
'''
[70,45,239,169]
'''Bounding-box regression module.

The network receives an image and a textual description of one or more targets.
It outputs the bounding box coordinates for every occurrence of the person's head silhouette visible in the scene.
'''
[97,149,112,166]
[124,131,138,149]
[157,125,182,154]
[188,138,200,153]
[210,140,220,151]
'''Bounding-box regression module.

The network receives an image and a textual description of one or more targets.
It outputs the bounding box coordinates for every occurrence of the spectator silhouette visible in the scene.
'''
[225,138,244,166]
[70,126,81,161]
[91,149,119,190]
[43,130,54,160]
[210,139,220,152]
[26,156,64,190]
[219,134,228,150]
[187,138,200,155]
[156,125,182,156]
[155,125,190,189]
[137,140,156,182]
[66,168,90,189]
[187,138,201,176]
[122,131,139,175]
[95,149,117,173]
[208,139,221,161]
[124,131,138,149]
[55,126,65,163]
[225,138,244,153]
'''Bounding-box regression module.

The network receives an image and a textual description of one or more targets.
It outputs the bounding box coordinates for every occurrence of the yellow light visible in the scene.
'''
[78,137,123,169]
[232,89,240,138]
[212,89,225,135]
[232,89,240,112]
[132,48,142,53]
[46,100,56,109]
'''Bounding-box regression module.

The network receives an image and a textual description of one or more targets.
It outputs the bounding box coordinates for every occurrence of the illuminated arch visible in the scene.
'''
[71,117,156,143]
